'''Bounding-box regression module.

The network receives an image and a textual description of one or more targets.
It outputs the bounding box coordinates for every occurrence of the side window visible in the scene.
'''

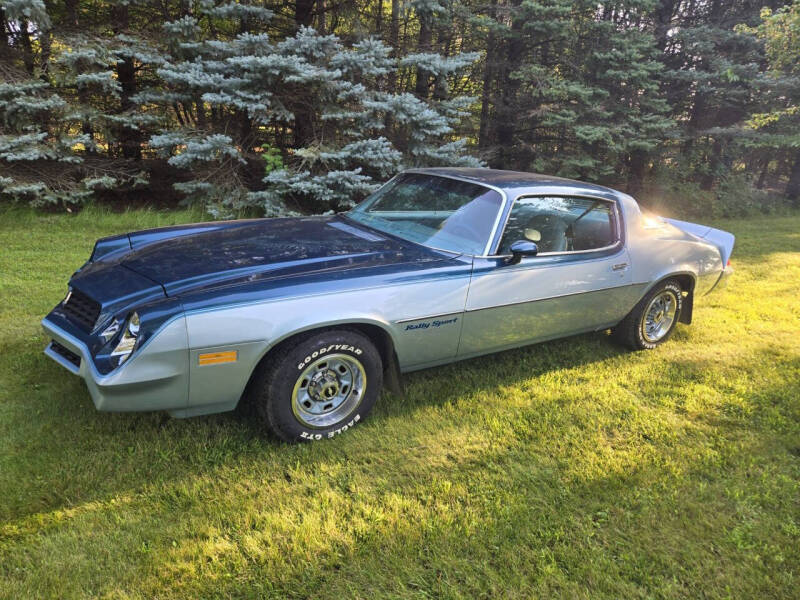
[497,196,616,254]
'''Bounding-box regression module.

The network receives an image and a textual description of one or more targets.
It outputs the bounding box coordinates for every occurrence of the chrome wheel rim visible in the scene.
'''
[641,290,678,343]
[291,353,366,428]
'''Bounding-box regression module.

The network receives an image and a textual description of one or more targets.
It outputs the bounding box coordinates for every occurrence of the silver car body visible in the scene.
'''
[42,169,734,417]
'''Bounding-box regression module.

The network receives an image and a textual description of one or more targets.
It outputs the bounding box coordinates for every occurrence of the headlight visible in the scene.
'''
[100,319,121,343]
[110,312,140,364]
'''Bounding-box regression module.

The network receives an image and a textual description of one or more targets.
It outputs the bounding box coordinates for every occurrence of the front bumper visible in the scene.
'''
[42,316,190,413]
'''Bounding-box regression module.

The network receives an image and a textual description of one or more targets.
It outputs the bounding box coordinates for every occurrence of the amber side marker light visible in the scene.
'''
[198,351,238,366]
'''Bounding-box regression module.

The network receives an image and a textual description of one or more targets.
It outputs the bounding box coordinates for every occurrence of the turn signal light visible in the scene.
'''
[198,351,238,366]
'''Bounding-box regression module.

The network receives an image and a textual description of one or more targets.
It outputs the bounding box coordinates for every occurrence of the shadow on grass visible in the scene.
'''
[0,330,626,524]
[3,301,797,524]
[4,356,798,598]
[2,323,798,598]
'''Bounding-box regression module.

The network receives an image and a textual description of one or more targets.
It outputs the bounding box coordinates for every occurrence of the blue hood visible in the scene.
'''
[111,215,449,296]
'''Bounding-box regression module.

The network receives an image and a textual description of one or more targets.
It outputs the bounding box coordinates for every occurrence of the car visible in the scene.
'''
[42,168,734,441]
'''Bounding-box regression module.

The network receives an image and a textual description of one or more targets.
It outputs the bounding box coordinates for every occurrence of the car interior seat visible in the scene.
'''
[524,213,569,252]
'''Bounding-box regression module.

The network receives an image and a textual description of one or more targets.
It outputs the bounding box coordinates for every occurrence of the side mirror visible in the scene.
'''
[507,240,538,265]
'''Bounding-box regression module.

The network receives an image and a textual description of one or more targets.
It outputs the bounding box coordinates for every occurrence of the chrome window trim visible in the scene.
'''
[474,242,626,263]
[487,192,623,258]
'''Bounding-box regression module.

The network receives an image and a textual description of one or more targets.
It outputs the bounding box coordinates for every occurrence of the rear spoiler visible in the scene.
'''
[663,218,735,265]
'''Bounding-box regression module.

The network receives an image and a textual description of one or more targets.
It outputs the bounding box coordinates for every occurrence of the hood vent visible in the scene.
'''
[62,288,101,331]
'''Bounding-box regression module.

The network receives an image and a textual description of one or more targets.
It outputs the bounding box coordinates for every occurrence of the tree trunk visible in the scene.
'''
[292,0,317,149]
[295,0,315,28]
[414,11,432,98]
[653,0,679,52]
[19,20,35,74]
[64,0,78,27]
[701,137,723,190]
[195,97,206,129]
[682,90,706,158]
[478,0,498,149]
[112,4,142,159]
[233,12,254,155]
[317,0,326,34]
[627,150,648,198]
[756,155,769,190]
[39,27,51,80]
[0,9,8,51]
[388,0,399,93]
[492,1,523,169]
[292,97,314,150]
[786,150,800,207]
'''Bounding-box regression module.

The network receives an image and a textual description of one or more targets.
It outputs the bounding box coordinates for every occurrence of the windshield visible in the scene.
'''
[346,173,504,255]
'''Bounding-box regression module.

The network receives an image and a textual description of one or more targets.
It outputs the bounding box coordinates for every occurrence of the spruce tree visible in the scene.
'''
[143,3,481,216]
[740,2,800,205]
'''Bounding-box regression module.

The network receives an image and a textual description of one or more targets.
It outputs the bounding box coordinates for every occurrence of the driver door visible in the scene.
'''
[457,195,639,358]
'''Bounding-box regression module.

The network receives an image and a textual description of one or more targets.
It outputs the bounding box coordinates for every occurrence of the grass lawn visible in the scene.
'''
[0,206,798,599]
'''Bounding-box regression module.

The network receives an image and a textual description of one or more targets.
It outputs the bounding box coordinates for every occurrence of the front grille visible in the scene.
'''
[62,288,101,331]
[50,341,81,368]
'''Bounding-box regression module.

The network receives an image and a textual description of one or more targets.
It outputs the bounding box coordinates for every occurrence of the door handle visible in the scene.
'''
[612,262,629,271]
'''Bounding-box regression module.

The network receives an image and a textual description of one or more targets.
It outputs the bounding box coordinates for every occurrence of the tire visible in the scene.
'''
[612,279,683,350]
[249,329,383,442]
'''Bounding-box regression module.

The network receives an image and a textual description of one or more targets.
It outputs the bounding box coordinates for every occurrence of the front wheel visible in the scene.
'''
[249,329,383,442]
[612,280,683,350]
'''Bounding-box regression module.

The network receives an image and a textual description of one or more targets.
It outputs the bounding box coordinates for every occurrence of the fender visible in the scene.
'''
[633,271,696,325]
[254,318,406,398]
[254,316,400,368]
[183,302,405,414]
[664,218,735,265]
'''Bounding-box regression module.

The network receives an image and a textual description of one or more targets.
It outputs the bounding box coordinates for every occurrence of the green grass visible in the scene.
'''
[0,206,798,599]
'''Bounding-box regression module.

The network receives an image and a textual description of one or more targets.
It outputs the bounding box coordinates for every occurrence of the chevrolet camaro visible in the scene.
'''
[42,168,734,441]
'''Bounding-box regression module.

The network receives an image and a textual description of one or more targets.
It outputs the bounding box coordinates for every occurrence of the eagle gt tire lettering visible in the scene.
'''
[251,329,382,442]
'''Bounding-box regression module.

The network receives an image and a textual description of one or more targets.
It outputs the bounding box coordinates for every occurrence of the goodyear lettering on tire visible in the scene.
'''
[297,344,363,370]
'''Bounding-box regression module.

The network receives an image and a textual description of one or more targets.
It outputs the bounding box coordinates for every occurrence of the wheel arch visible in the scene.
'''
[639,271,696,325]
[239,319,401,407]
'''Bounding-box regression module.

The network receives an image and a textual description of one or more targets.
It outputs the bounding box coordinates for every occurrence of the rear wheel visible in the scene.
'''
[249,329,382,442]
[612,280,683,350]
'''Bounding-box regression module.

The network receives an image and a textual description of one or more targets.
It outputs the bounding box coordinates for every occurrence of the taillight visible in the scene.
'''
[726,259,731,267]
